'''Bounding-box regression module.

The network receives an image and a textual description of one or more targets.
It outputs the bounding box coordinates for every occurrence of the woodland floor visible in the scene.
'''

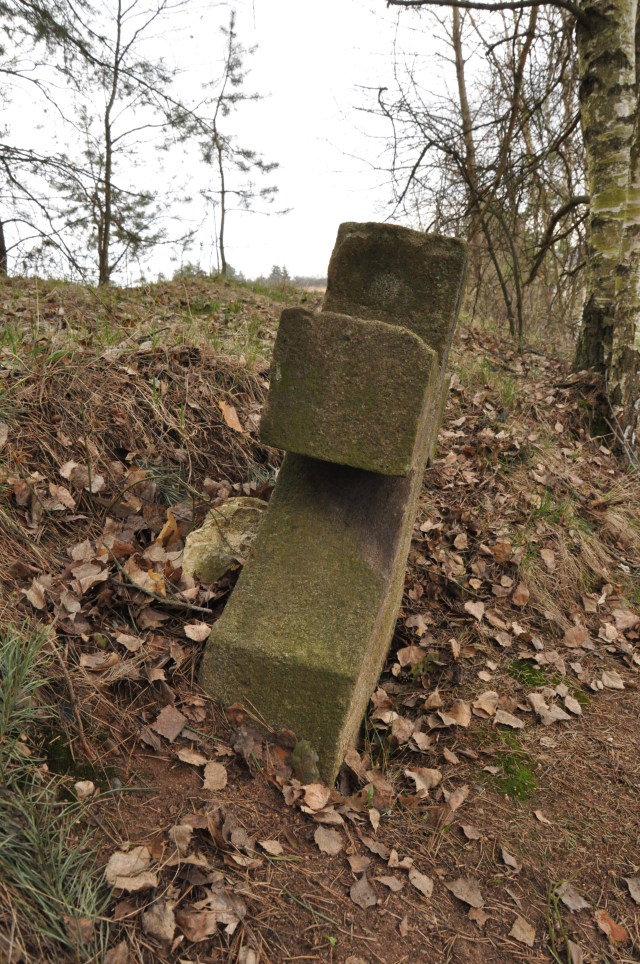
[2,276,640,963]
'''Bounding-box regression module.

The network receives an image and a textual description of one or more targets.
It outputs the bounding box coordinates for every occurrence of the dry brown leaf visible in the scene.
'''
[105,847,157,892]
[461,824,482,841]
[142,900,176,943]
[494,709,524,729]
[472,690,499,718]
[303,783,331,811]
[408,866,434,898]
[151,705,187,743]
[512,583,530,607]
[218,400,245,433]
[23,578,46,610]
[169,824,193,854]
[203,761,227,791]
[445,877,484,908]
[540,548,556,572]
[314,826,343,856]
[510,915,535,947]
[350,875,377,909]
[594,908,629,943]
[557,882,590,912]
[567,941,584,964]
[404,766,442,794]
[613,608,640,631]
[0,422,9,450]
[438,700,471,728]
[259,839,284,856]
[501,848,522,873]
[625,876,640,904]
[115,632,142,652]
[534,809,551,825]
[492,541,512,563]
[602,670,624,690]
[177,748,208,767]
[377,875,404,892]
[184,621,211,642]
[563,625,589,648]
[348,854,371,874]
[564,695,582,716]
[464,600,485,622]
[79,652,119,671]
[446,784,469,812]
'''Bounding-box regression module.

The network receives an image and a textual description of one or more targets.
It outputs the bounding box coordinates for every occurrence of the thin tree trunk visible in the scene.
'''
[215,132,227,278]
[574,0,637,372]
[99,0,123,286]
[0,218,8,278]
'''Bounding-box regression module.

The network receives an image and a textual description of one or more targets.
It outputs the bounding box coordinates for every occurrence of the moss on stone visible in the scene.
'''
[260,308,437,475]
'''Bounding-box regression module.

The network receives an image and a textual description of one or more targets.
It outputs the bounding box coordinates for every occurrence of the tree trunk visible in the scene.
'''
[574,0,637,373]
[215,132,227,278]
[0,218,8,277]
[608,11,640,445]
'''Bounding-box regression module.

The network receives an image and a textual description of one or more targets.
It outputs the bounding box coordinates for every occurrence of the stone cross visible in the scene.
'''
[200,222,467,781]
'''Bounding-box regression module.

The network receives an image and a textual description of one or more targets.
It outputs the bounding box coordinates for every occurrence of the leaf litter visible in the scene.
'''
[4,285,640,962]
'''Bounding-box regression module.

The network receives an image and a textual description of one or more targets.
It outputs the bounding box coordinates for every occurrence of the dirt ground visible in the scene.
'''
[2,277,640,963]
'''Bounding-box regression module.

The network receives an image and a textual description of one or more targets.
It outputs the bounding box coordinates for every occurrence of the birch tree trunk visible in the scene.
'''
[608,13,640,446]
[574,0,637,377]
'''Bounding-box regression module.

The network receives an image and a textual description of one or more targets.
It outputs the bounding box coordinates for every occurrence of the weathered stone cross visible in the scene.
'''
[201,222,467,781]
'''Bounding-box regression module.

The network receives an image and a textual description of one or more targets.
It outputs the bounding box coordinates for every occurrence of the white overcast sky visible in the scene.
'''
[170,0,442,280]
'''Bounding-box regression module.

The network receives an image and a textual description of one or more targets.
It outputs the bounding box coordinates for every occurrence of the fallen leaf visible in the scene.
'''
[626,876,640,904]
[115,632,143,652]
[169,824,193,853]
[404,767,442,794]
[563,625,589,648]
[558,882,590,912]
[464,600,484,622]
[510,915,535,947]
[472,690,499,718]
[350,875,377,909]
[446,784,469,812]
[512,583,530,607]
[23,578,46,609]
[534,809,551,825]
[151,705,187,743]
[142,900,176,942]
[303,783,331,811]
[461,824,482,841]
[348,854,371,874]
[445,877,484,908]
[314,826,343,856]
[492,541,512,563]
[602,670,624,690]
[613,608,639,632]
[105,847,158,892]
[0,422,8,450]
[501,848,522,873]
[540,548,556,572]
[564,695,582,716]
[438,700,471,728]
[494,709,524,729]
[468,907,489,927]
[218,400,245,433]
[177,748,208,767]
[377,875,404,892]
[79,651,119,671]
[409,866,434,898]
[259,839,284,856]
[567,940,584,964]
[203,761,227,791]
[184,621,211,642]
[594,908,629,943]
